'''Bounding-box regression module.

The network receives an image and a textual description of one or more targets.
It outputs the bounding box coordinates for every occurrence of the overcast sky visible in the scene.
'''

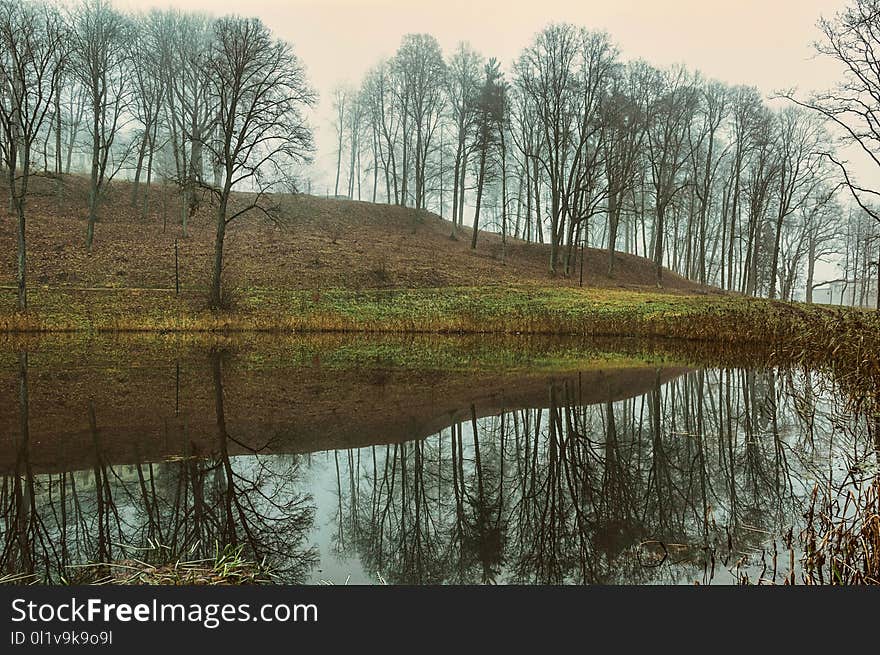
[110,0,853,190]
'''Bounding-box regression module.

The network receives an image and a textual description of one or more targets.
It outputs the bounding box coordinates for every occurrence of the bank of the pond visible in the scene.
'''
[2,285,879,378]
[0,284,852,335]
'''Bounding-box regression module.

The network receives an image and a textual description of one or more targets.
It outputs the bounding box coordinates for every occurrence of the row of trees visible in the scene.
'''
[1,0,315,309]
[4,0,879,306]
[331,20,879,303]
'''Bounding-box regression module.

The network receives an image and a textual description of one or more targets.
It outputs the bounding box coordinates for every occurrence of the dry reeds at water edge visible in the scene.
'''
[0,543,273,586]
[802,478,880,585]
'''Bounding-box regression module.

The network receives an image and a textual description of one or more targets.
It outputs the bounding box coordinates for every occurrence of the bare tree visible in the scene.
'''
[767,107,825,299]
[515,24,581,275]
[445,42,482,237]
[644,65,698,286]
[362,60,400,204]
[798,185,842,302]
[603,64,647,276]
[780,0,880,307]
[70,0,134,251]
[515,25,617,275]
[470,58,505,250]
[201,16,315,308]
[559,30,618,276]
[128,10,167,216]
[741,109,779,296]
[687,79,728,284]
[157,10,215,237]
[393,34,447,210]
[345,89,365,200]
[331,84,350,197]
[0,0,66,310]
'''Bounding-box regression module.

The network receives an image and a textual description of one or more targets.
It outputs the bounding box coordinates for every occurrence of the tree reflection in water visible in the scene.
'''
[327,368,875,584]
[0,349,317,583]
[1,351,874,585]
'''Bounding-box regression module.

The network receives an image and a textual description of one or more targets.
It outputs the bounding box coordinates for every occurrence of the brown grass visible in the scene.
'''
[0,173,708,293]
[803,479,880,585]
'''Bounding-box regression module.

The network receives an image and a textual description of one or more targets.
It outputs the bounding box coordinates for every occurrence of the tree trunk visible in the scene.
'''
[372,127,379,203]
[768,212,785,299]
[334,128,343,196]
[15,196,27,312]
[451,141,462,238]
[400,115,409,207]
[876,252,880,310]
[143,119,158,220]
[533,158,543,244]
[131,128,149,207]
[458,151,467,226]
[806,235,816,304]
[86,94,99,252]
[54,84,62,208]
[211,198,228,309]
[654,202,665,286]
[471,148,487,250]
[414,124,423,209]
[500,135,507,264]
[348,127,357,198]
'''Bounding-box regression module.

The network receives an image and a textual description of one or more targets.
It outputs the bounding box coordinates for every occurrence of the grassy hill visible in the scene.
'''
[0,173,707,294]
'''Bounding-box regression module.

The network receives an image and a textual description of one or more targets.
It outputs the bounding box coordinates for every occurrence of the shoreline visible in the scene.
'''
[0,283,863,335]
[2,285,877,403]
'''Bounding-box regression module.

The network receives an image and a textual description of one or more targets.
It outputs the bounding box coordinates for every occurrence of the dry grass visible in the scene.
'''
[803,479,880,585]
[0,173,706,293]
[0,544,274,586]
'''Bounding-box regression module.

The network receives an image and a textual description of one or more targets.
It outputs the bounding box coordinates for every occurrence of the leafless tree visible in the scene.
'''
[644,65,698,286]
[200,15,315,308]
[0,0,66,310]
[331,84,350,197]
[361,59,401,204]
[515,24,582,275]
[445,42,482,237]
[603,63,647,276]
[70,0,134,251]
[767,107,826,299]
[128,10,167,216]
[687,79,729,284]
[156,10,216,236]
[779,0,880,307]
[470,59,505,250]
[393,34,447,210]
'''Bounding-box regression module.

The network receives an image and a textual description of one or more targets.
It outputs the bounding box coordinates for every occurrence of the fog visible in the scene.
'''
[111,0,853,188]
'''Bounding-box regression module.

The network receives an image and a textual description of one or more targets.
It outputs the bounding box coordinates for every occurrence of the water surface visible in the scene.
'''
[0,336,875,584]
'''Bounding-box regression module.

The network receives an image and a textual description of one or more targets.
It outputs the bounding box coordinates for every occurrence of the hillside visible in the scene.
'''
[0,173,709,294]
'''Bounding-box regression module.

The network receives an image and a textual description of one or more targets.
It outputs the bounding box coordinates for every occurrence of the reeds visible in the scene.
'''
[802,479,880,585]
[0,543,274,586]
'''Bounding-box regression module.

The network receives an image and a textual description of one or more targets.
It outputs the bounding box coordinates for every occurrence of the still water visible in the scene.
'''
[0,336,875,585]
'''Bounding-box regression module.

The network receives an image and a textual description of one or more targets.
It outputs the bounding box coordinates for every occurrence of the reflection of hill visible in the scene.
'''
[0,350,688,473]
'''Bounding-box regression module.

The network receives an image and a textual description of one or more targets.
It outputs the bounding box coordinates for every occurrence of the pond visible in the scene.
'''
[0,335,876,584]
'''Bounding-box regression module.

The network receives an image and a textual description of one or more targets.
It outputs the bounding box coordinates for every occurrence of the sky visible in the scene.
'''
[110,0,854,190]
